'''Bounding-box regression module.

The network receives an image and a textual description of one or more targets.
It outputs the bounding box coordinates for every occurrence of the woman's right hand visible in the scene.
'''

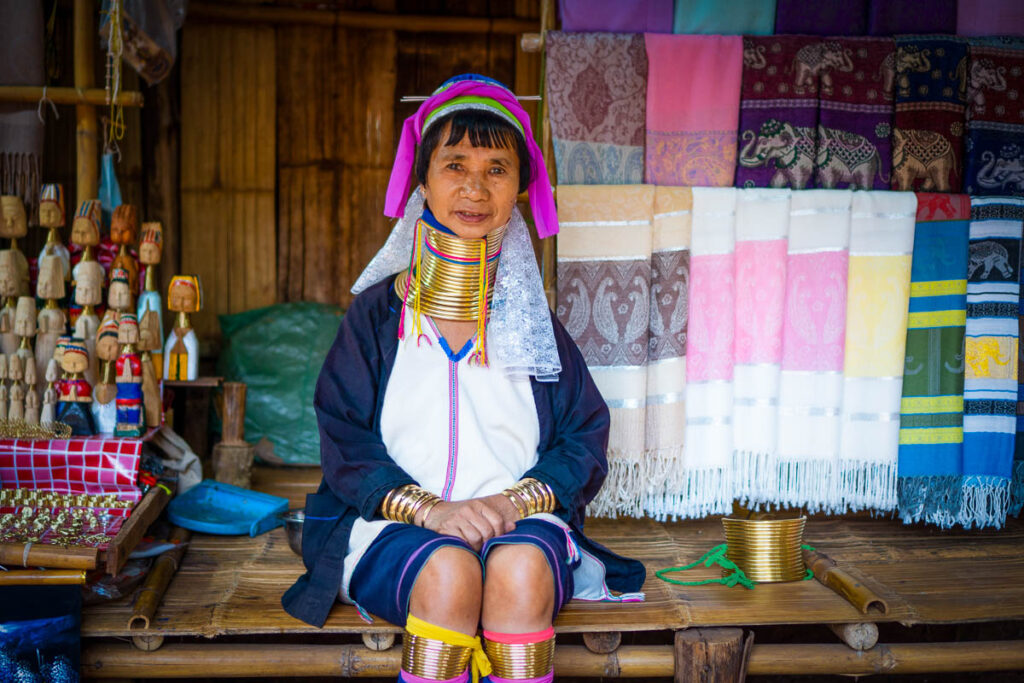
[418,498,516,551]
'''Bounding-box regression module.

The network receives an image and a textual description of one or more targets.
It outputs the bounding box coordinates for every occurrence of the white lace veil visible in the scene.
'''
[352,189,561,381]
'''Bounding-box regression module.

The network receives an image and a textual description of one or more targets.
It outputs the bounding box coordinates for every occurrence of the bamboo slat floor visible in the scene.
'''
[81,468,1024,640]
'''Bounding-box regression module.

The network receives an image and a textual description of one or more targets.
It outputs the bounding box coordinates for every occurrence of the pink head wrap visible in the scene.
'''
[384,75,558,238]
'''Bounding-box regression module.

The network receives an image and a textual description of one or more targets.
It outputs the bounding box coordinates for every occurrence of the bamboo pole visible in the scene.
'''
[0,570,86,585]
[79,641,1024,679]
[128,527,191,631]
[803,548,889,615]
[103,485,172,575]
[186,2,538,34]
[0,542,98,569]
[0,86,144,108]
[538,0,557,311]
[828,622,879,651]
[74,0,99,204]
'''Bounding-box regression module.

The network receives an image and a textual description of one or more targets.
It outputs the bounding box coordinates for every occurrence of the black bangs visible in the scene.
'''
[415,109,532,194]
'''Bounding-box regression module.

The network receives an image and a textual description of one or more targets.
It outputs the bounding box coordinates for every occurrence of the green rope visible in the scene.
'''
[656,544,817,589]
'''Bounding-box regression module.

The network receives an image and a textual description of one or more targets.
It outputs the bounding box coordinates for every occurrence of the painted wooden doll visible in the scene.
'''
[71,199,103,329]
[38,184,71,282]
[114,313,144,437]
[73,255,104,387]
[164,275,201,382]
[138,222,164,378]
[110,204,140,293]
[57,340,96,436]
[92,313,120,434]
[0,195,30,297]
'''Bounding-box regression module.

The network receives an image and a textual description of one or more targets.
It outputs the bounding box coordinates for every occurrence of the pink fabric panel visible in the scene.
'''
[486,674,553,683]
[735,239,787,365]
[956,0,1024,35]
[781,251,848,372]
[686,252,735,382]
[483,627,555,644]
[399,671,468,683]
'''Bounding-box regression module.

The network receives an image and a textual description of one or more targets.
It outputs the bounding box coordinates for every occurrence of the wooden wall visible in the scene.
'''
[180,0,541,341]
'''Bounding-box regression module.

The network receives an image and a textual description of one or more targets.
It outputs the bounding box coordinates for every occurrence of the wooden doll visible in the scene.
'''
[24,385,39,425]
[107,266,134,313]
[41,342,62,425]
[8,354,24,422]
[71,199,103,328]
[73,257,104,386]
[92,314,119,434]
[0,251,19,355]
[0,354,7,421]
[36,253,67,394]
[56,340,95,436]
[137,222,164,377]
[0,195,30,296]
[114,313,144,437]
[110,205,140,293]
[164,275,201,381]
[38,184,71,282]
[13,296,36,366]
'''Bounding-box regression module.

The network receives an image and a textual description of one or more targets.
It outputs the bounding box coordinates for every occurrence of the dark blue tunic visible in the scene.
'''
[282,275,646,627]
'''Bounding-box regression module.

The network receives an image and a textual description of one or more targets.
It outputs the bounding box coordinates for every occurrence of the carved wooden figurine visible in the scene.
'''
[71,199,103,328]
[73,254,104,387]
[0,251,19,355]
[138,222,164,378]
[114,313,144,437]
[110,204,140,293]
[107,266,134,313]
[0,195,30,296]
[8,354,24,422]
[36,252,67,394]
[56,340,95,436]
[13,296,36,366]
[38,184,71,282]
[92,314,120,434]
[0,354,7,420]
[164,275,201,381]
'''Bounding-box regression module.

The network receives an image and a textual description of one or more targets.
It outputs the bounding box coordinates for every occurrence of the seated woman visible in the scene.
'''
[283,74,645,683]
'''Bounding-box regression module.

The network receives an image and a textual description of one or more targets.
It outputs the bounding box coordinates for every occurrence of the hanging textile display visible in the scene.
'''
[813,38,895,191]
[891,36,968,193]
[643,187,691,519]
[964,38,1024,198]
[773,0,868,36]
[679,187,737,519]
[897,192,971,528]
[736,36,824,191]
[1015,247,1024,517]
[672,0,775,36]
[956,0,1024,37]
[776,190,852,511]
[0,0,45,216]
[732,188,790,506]
[961,196,1024,528]
[558,0,673,34]
[837,191,916,511]
[644,35,742,188]
[867,0,955,35]
[545,32,648,186]
[555,184,655,517]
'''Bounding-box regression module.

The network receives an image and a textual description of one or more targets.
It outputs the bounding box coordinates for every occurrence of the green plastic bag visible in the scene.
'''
[217,302,343,465]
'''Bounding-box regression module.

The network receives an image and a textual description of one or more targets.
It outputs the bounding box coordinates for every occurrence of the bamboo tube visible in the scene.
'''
[187,2,538,33]
[103,485,172,575]
[539,0,557,311]
[828,622,879,651]
[803,548,889,615]
[80,642,1024,679]
[0,542,98,569]
[0,570,86,585]
[128,527,191,630]
[74,0,99,203]
[0,86,144,108]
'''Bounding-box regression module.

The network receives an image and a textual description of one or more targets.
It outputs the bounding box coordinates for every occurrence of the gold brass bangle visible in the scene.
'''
[402,634,472,680]
[380,484,443,526]
[501,489,527,519]
[484,637,555,679]
[502,478,557,518]
[419,496,442,527]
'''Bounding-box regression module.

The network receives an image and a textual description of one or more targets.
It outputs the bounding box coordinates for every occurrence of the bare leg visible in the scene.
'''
[408,546,483,634]
[481,544,554,633]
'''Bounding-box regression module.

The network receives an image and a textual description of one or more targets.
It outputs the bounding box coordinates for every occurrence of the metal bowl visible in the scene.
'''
[283,509,304,556]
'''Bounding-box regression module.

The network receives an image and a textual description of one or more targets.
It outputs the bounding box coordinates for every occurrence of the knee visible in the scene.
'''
[482,544,555,631]
[408,546,482,633]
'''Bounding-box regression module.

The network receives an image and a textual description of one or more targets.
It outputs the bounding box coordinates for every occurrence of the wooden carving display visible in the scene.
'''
[164,275,202,382]
[114,313,144,437]
[110,204,140,293]
[56,339,96,436]
[0,195,30,297]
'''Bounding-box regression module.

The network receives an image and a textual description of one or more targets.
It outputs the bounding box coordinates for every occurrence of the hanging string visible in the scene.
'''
[655,544,817,589]
[105,0,126,143]
[37,86,59,124]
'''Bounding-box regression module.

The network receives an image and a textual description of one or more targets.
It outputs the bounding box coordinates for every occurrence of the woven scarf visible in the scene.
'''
[672,0,775,35]
[644,35,742,188]
[736,36,822,191]
[956,0,1024,36]
[964,39,1024,199]
[837,191,917,512]
[1015,235,1024,517]
[677,187,737,520]
[813,38,895,191]
[867,0,955,35]
[558,0,673,33]
[546,32,647,186]
[891,36,968,194]
[774,0,867,35]
[555,185,654,518]
[0,0,44,218]
[644,187,691,519]
[776,190,852,511]
[732,189,790,506]
[962,196,1024,528]
[897,193,971,528]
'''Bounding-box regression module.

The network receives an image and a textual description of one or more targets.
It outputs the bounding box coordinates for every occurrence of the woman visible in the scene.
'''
[283,74,645,683]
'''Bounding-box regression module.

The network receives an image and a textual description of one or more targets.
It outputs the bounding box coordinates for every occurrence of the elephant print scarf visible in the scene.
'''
[891,36,968,193]
[964,38,1024,198]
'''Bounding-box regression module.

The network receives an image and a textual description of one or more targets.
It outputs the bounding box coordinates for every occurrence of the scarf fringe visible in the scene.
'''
[1010,460,1024,518]
[0,152,42,218]
[897,475,963,528]
[958,476,1010,530]
[837,460,898,513]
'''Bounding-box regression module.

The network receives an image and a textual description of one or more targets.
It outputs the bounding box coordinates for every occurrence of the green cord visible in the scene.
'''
[656,544,817,589]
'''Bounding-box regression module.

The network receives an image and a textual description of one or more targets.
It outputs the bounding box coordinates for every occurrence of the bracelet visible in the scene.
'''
[381,484,443,526]
[501,478,556,518]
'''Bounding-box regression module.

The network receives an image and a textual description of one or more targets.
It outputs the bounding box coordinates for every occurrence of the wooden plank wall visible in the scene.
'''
[180,24,277,340]
[181,1,540,339]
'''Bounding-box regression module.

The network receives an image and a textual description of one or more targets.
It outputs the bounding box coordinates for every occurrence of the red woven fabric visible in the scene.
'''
[0,435,142,501]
